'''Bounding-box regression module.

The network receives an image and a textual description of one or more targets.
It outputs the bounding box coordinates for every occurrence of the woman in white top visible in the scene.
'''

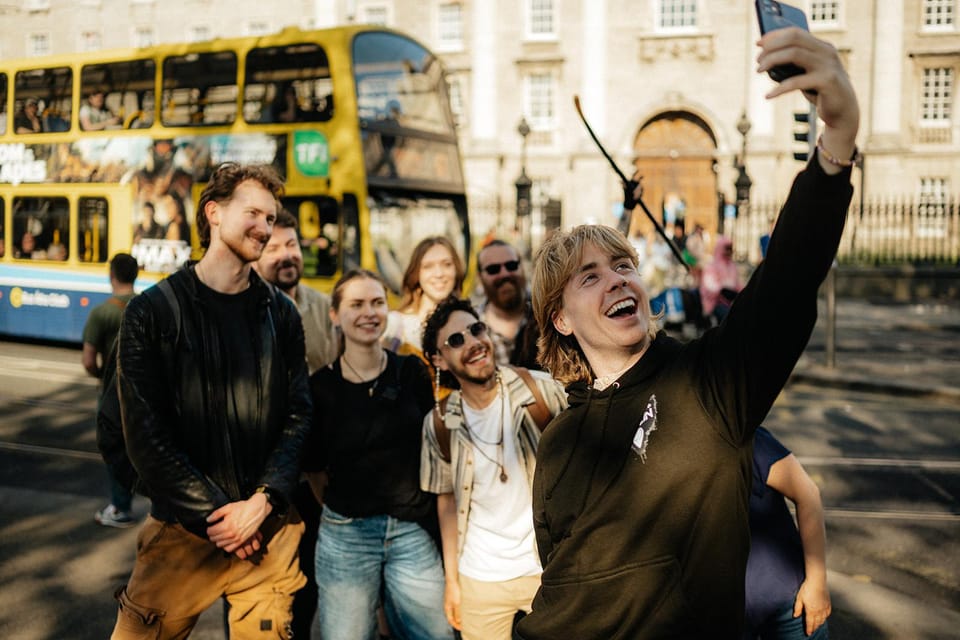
[384,236,465,355]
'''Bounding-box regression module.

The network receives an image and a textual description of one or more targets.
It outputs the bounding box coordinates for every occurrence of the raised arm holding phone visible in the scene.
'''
[515,17,858,640]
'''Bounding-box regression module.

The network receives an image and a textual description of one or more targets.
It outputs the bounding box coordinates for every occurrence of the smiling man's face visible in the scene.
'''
[552,242,651,370]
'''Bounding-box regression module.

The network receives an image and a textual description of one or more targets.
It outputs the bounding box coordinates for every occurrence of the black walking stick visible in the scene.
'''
[573,95,690,273]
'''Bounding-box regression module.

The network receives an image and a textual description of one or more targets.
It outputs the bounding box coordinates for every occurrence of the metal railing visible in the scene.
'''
[729,196,960,266]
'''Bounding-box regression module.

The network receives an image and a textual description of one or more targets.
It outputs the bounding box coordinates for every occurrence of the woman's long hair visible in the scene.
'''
[399,236,465,312]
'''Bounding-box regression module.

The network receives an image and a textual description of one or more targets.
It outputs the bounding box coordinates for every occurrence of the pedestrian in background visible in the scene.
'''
[82,252,138,529]
[305,269,452,640]
[745,426,831,640]
[475,240,541,371]
[518,26,859,639]
[383,236,464,356]
[421,298,567,640]
[111,162,312,639]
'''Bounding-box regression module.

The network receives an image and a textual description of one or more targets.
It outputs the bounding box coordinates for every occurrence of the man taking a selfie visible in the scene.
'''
[517,25,859,639]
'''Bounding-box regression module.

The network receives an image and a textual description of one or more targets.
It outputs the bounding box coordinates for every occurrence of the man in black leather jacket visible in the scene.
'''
[111,163,312,640]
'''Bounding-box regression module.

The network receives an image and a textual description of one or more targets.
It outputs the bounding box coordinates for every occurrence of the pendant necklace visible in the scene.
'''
[341,350,387,397]
[461,372,508,483]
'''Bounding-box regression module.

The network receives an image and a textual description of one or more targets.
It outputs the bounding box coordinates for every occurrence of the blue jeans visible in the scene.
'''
[744,598,830,640]
[314,506,453,640]
[107,465,133,512]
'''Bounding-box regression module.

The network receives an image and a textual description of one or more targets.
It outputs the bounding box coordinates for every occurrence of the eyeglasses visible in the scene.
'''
[481,260,520,276]
[442,321,488,349]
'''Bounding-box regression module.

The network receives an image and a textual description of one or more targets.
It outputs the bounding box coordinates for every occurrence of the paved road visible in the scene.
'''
[1,309,958,639]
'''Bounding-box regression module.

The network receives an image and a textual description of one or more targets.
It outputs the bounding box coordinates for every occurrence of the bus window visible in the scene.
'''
[353,32,452,135]
[283,195,339,276]
[162,52,238,127]
[13,196,70,261]
[244,43,334,124]
[341,193,360,271]
[81,59,156,130]
[0,74,7,134]
[78,197,109,263]
[14,67,73,134]
[0,197,5,258]
[367,192,466,295]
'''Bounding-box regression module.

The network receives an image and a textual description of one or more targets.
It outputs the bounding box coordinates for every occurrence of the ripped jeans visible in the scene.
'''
[111,515,305,640]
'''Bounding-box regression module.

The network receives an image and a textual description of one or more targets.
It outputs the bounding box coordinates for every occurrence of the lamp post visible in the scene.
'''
[515,117,532,254]
[734,110,752,206]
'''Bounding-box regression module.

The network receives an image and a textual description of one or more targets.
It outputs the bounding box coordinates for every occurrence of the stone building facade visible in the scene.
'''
[1,0,957,236]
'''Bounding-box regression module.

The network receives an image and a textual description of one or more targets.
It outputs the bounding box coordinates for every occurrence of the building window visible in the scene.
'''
[524,72,555,133]
[187,25,211,43]
[13,197,70,261]
[447,75,464,126]
[80,30,102,52]
[28,33,51,57]
[361,5,389,26]
[658,0,697,30]
[810,1,840,26]
[438,3,463,49]
[79,198,110,263]
[921,67,953,124]
[133,26,155,48]
[920,177,948,209]
[918,177,949,238]
[923,0,955,29]
[527,0,556,38]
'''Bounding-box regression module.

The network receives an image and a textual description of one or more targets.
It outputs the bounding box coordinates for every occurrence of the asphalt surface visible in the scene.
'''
[1,295,957,639]
[786,297,960,639]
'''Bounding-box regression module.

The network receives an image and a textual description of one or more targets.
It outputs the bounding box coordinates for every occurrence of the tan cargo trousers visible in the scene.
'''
[110,515,305,639]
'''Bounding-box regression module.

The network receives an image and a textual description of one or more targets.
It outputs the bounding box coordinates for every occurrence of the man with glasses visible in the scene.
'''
[475,240,541,370]
[420,298,567,640]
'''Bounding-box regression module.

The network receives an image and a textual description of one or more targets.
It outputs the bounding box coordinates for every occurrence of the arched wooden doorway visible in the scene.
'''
[629,111,719,240]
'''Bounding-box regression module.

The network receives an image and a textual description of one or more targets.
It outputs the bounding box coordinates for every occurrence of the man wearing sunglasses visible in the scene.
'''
[476,240,541,370]
[420,298,567,640]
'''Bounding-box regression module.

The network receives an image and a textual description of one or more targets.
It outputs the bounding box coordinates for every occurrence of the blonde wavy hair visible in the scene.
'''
[532,225,658,385]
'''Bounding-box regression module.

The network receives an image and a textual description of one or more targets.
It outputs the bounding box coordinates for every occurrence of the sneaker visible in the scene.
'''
[95,504,135,529]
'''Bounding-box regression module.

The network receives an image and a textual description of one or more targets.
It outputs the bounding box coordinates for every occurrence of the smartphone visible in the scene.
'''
[755,0,810,83]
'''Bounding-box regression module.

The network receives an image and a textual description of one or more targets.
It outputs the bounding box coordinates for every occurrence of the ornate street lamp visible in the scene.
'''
[515,117,532,221]
[734,111,752,205]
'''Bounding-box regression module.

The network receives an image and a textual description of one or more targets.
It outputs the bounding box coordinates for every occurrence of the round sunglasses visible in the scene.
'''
[442,321,488,349]
[481,260,520,276]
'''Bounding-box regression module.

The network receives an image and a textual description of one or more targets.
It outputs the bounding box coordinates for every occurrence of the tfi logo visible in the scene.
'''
[294,131,330,177]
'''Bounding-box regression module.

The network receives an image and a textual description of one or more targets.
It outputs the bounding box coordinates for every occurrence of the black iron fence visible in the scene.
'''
[729,196,960,266]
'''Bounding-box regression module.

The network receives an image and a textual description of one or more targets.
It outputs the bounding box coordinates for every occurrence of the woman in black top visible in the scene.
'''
[305,269,453,640]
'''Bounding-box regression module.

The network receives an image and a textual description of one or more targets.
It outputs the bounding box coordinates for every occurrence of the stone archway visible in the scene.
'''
[628,111,719,240]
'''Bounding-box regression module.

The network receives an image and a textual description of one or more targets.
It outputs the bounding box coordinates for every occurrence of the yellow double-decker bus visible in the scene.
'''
[0,25,469,342]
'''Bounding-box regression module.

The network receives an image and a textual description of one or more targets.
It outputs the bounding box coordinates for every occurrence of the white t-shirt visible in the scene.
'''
[458,388,542,582]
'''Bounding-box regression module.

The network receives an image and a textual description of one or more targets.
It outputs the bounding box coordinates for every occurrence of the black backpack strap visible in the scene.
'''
[156,278,181,345]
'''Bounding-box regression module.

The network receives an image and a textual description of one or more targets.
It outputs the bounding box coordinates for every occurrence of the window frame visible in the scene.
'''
[921,0,956,32]
[524,71,556,133]
[809,0,842,29]
[655,0,699,35]
[436,2,465,51]
[920,66,954,126]
[525,0,558,41]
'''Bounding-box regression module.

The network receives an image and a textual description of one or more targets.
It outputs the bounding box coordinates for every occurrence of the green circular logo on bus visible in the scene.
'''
[293,131,330,177]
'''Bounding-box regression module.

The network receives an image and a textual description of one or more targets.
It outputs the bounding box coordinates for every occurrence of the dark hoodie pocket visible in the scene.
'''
[528,556,695,639]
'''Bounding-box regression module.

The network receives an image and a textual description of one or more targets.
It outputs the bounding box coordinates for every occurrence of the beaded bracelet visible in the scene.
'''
[816,135,858,168]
